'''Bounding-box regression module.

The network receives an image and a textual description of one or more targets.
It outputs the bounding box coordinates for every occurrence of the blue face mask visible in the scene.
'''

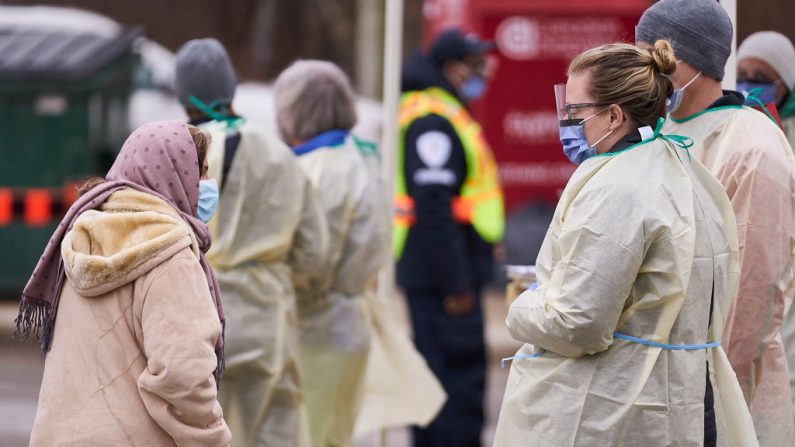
[460,76,487,102]
[558,110,612,166]
[737,81,777,105]
[666,71,702,114]
[197,179,219,223]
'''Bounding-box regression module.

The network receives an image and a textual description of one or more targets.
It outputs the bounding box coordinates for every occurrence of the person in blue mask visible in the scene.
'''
[637,2,795,445]
[738,30,795,433]
[175,38,328,447]
[395,27,505,447]
[495,40,758,447]
[737,31,795,146]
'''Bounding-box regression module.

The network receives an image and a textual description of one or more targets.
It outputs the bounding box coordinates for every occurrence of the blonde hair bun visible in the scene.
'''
[568,42,674,127]
[652,39,677,76]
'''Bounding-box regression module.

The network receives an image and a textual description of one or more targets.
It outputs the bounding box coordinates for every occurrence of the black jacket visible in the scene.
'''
[396,51,494,294]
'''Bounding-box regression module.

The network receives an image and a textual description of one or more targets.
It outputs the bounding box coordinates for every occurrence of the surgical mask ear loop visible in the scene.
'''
[582,107,613,151]
[680,71,702,90]
[581,107,607,123]
[665,71,701,114]
[591,129,614,150]
[453,62,472,84]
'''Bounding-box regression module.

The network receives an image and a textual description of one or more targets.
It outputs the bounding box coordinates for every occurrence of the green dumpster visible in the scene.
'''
[0,26,142,296]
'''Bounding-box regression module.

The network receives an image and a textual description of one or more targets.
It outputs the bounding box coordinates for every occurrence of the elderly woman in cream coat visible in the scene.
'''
[22,122,231,446]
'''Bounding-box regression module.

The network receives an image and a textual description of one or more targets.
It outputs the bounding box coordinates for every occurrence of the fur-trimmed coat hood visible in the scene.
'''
[61,188,200,296]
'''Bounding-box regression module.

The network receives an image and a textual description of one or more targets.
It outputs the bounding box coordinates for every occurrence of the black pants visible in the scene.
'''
[704,362,717,447]
[406,288,486,447]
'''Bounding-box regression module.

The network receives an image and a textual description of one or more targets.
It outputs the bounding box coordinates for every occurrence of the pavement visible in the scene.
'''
[0,301,43,447]
[0,302,17,337]
[352,288,521,447]
[0,289,521,447]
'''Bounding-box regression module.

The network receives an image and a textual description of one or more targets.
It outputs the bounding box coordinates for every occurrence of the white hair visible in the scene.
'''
[273,60,357,145]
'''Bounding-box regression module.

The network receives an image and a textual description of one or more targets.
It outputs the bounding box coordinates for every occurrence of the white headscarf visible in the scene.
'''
[738,31,795,91]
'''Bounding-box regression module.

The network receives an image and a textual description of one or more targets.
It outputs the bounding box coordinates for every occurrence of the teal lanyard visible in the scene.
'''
[652,117,694,160]
[743,88,780,126]
[352,135,380,159]
[188,95,245,129]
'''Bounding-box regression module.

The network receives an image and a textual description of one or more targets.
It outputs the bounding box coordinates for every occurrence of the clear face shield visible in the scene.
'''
[554,83,570,122]
[554,83,606,124]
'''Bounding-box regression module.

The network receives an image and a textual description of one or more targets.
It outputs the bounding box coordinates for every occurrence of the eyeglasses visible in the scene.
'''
[554,83,611,120]
[563,102,610,120]
[737,76,782,85]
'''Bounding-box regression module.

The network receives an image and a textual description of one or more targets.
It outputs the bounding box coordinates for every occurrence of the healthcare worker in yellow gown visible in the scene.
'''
[274,60,391,447]
[737,31,795,149]
[736,30,795,430]
[176,39,328,447]
[495,40,758,447]
[637,2,795,445]
[349,112,447,440]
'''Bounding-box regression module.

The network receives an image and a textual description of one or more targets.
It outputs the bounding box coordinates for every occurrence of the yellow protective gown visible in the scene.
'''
[664,106,795,447]
[202,120,328,447]
[294,135,390,447]
[785,289,795,434]
[785,115,795,429]
[494,132,759,446]
[352,295,447,437]
[783,116,795,150]
[347,137,447,437]
[780,114,795,430]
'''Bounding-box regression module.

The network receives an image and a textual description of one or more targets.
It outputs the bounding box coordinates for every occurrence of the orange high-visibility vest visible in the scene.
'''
[394,87,505,260]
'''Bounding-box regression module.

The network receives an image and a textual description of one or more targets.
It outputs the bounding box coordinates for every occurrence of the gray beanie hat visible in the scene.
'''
[175,38,238,109]
[636,0,733,81]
